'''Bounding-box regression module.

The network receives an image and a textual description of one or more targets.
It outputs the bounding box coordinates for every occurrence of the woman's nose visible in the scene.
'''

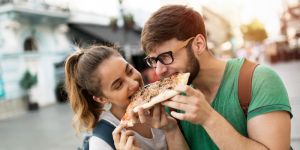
[128,79,139,91]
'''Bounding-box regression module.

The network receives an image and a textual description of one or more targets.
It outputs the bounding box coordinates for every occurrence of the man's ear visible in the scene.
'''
[193,34,207,55]
[93,96,110,104]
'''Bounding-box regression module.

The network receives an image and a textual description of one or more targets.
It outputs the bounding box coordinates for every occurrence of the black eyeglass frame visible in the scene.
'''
[143,51,174,68]
[143,37,195,68]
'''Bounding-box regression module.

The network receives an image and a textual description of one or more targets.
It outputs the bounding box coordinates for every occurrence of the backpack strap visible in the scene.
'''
[89,119,117,150]
[238,59,259,118]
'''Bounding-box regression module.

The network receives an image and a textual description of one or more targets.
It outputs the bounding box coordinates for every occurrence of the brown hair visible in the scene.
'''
[64,45,121,136]
[141,5,207,54]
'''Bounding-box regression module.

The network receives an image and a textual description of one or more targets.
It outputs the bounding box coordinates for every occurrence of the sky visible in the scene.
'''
[46,0,287,38]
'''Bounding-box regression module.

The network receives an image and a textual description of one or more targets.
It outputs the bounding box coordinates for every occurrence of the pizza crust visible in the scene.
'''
[121,118,134,127]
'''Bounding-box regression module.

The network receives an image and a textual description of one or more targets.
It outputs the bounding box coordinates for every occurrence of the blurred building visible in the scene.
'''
[203,0,244,57]
[161,0,234,57]
[281,0,300,41]
[267,0,300,63]
[202,6,232,56]
[0,0,70,117]
[0,0,146,117]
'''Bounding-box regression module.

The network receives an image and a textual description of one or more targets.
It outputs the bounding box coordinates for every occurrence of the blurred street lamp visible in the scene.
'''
[114,0,135,63]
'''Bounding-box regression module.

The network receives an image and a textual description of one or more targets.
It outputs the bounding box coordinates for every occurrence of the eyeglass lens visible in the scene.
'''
[146,52,173,68]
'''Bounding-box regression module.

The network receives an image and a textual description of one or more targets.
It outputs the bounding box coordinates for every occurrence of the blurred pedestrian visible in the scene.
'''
[251,43,261,62]
[236,47,249,59]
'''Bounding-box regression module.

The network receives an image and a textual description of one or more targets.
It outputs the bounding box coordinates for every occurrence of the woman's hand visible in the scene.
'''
[112,122,141,150]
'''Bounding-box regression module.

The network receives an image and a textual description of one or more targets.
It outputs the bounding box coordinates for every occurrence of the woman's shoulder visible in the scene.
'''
[101,109,120,127]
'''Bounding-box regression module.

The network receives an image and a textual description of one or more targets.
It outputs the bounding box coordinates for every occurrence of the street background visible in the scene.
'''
[0,0,299,150]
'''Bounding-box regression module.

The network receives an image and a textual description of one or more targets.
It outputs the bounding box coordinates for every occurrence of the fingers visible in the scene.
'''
[120,130,135,146]
[124,136,135,149]
[129,109,140,124]
[160,105,169,127]
[113,122,127,146]
[161,100,189,112]
[124,136,141,150]
[133,136,141,149]
[174,85,201,97]
[137,106,151,124]
[152,104,161,122]
[170,111,187,121]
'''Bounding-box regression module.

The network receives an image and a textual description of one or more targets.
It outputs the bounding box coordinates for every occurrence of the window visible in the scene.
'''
[24,38,37,52]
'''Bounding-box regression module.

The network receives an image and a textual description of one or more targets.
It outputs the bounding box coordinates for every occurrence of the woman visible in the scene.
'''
[65,45,168,150]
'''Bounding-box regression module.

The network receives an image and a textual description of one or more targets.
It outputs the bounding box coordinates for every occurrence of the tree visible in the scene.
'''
[240,19,268,42]
[19,69,38,110]
[20,69,37,90]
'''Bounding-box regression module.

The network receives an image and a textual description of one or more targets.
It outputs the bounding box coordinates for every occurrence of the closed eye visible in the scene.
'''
[128,68,133,75]
[115,82,122,90]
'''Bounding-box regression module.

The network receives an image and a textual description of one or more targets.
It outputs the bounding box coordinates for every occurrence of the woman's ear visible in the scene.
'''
[193,34,207,55]
[93,96,109,104]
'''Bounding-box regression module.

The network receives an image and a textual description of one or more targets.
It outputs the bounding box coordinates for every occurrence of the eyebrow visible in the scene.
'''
[125,63,129,72]
[111,78,121,89]
[110,63,129,89]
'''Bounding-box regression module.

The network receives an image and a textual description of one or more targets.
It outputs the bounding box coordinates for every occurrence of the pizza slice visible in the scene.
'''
[121,72,190,127]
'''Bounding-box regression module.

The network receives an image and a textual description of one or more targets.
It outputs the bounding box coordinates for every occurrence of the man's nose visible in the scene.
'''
[155,60,167,76]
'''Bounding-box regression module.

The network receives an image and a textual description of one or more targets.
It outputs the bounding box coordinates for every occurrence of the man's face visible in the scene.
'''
[148,38,200,84]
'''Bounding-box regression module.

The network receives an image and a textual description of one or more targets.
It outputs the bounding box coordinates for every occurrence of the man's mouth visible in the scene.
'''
[165,72,178,78]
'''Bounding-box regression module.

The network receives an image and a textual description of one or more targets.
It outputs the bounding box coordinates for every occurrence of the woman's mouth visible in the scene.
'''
[128,87,140,99]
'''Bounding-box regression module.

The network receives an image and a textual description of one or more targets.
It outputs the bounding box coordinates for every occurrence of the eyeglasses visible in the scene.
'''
[144,37,195,68]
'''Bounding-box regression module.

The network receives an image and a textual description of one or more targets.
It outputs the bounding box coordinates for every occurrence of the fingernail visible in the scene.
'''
[123,121,128,125]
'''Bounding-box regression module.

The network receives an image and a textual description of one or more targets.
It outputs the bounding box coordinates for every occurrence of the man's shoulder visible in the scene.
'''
[252,65,281,83]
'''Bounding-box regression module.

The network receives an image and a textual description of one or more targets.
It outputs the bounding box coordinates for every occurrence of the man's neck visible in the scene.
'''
[192,55,227,102]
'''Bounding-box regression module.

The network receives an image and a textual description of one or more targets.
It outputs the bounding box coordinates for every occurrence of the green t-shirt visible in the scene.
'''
[166,58,292,150]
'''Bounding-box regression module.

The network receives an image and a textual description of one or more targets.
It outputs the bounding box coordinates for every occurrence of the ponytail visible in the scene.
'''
[64,45,120,136]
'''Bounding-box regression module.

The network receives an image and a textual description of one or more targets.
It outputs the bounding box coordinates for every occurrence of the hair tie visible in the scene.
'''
[77,52,84,62]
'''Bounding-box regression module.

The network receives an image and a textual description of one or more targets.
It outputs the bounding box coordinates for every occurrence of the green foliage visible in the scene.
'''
[110,17,118,24]
[124,14,133,22]
[19,69,37,90]
[240,19,268,42]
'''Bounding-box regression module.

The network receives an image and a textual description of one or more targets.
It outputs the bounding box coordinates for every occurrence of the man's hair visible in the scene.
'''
[141,5,207,54]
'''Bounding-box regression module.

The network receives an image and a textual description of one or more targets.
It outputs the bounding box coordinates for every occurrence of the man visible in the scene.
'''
[129,5,292,150]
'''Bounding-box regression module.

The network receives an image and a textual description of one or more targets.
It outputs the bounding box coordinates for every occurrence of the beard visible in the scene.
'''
[185,47,200,85]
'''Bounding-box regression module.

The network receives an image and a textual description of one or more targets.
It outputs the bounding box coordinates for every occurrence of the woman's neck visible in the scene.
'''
[110,104,127,120]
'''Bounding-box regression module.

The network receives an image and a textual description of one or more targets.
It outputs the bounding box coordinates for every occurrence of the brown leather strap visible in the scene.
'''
[238,59,259,118]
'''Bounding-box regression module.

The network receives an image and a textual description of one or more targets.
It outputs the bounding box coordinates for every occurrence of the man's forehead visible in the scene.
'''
[148,38,180,56]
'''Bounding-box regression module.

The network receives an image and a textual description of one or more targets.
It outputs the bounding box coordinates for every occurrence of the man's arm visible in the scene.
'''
[202,110,290,150]
[163,85,291,150]
[129,104,190,150]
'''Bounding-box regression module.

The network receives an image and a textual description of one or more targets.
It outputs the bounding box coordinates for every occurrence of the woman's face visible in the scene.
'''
[97,56,143,109]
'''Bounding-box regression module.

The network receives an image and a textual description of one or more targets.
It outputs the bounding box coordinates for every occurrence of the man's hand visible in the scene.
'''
[129,103,178,132]
[112,122,141,150]
[161,85,214,125]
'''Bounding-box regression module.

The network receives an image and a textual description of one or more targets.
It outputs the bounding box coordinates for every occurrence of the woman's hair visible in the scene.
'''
[141,5,207,54]
[64,45,121,136]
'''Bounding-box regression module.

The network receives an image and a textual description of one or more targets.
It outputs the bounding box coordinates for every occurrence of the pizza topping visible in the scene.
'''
[121,72,190,127]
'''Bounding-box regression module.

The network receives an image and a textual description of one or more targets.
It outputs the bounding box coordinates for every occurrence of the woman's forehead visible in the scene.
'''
[97,57,127,86]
